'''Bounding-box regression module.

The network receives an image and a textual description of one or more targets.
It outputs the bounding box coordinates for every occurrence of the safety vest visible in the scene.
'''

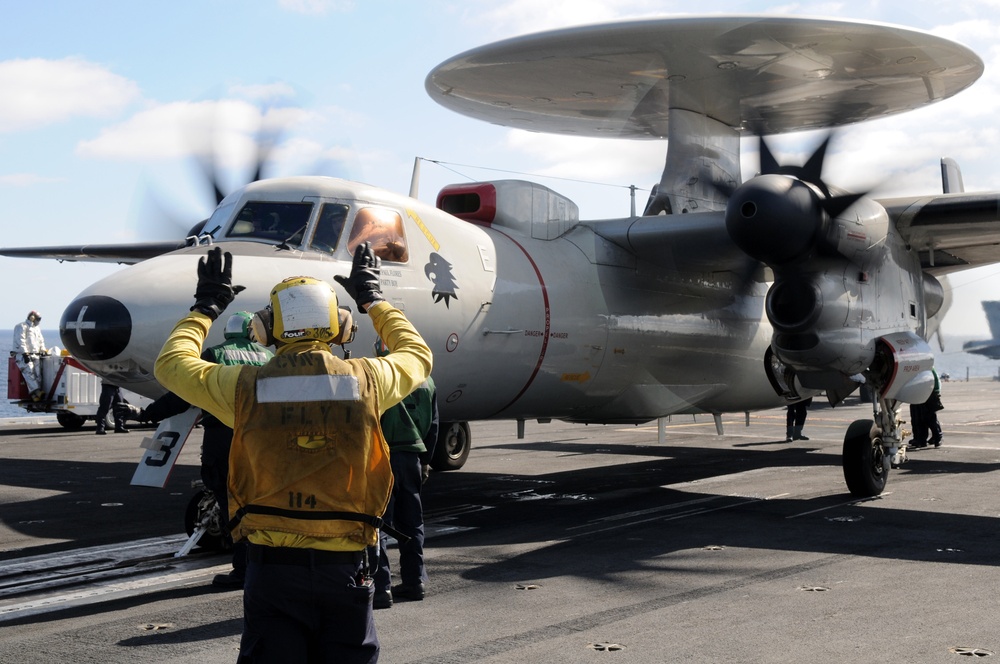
[228,344,392,547]
[380,377,436,452]
[202,337,271,428]
[206,337,272,367]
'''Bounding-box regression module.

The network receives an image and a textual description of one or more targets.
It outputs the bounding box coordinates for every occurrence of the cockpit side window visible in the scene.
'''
[226,201,314,246]
[346,207,408,262]
[311,203,349,254]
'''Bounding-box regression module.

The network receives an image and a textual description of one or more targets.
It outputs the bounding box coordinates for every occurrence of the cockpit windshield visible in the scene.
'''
[202,200,237,238]
[226,201,314,246]
[312,203,349,254]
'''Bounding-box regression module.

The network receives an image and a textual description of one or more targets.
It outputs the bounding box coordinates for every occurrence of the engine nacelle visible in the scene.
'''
[766,265,869,376]
[827,196,889,268]
[868,331,936,403]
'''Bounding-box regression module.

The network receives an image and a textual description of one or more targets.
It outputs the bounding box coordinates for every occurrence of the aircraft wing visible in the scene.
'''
[883,193,1000,274]
[593,191,1000,280]
[0,241,188,265]
[590,211,742,273]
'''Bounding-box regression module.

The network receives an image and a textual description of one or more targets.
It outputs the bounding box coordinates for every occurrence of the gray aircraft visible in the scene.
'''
[963,301,1000,359]
[3,16,1000,498]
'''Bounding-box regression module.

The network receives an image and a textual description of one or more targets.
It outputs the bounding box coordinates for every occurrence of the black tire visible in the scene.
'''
[431,421,471,471]
[56,411,87,430]
[842,419,888,497]
[183,490,228,551]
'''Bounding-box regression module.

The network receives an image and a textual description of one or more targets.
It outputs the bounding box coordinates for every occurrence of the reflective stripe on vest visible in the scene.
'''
[256,374,360,403]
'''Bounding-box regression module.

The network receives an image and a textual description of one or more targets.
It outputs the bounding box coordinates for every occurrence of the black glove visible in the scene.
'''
[191,247,244,320]
[114,403,146,423]
[334,242,383,312]
[21,353,30,363]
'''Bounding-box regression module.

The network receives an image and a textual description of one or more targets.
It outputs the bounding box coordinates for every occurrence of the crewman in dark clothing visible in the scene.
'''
[117,311,271,586]
[785,397,812,442]
[95,382,129,434]
[910,369,944,448]
[371,337,439,609]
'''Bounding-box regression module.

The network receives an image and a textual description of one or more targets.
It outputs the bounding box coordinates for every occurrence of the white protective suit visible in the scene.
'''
[12,313,47,396]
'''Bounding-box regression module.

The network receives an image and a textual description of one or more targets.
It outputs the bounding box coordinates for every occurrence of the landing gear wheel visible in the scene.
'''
[184,490,229,551]
[56,412,87,430]
[842,419,888,497]
[431,421,471,471]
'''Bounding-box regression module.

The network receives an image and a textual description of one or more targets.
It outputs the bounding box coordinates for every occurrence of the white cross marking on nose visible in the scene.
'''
[65,305,96,346]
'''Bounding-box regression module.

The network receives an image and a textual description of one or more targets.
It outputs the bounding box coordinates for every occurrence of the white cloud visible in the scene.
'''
[0,58,140,132]
[76,99,316,165]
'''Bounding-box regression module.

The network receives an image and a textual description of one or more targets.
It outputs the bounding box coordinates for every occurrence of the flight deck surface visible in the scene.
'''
[1,380,999,662]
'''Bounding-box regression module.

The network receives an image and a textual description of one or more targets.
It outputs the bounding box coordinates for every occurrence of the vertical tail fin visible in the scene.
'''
[941,157,965,194]
[982,301,1000,340]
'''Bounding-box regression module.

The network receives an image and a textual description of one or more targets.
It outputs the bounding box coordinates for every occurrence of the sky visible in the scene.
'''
[2,0,1000,341]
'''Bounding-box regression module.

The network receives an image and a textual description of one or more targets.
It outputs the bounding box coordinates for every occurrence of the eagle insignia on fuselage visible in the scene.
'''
[424,253,458,308]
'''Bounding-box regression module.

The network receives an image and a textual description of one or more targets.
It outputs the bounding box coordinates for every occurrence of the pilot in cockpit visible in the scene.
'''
[230,207,259,237]
[230,207,302,244]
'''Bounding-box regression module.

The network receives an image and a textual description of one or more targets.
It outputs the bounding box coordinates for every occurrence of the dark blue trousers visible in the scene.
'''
[238,546,378,663]
[372,450,426,591]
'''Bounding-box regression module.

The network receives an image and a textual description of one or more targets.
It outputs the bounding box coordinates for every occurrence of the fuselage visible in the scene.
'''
[58,176,787,424]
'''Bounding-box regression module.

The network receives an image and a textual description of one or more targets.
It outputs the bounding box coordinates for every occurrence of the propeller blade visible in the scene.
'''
[822,192,865,220]
[798,135,831,195]
[249,121,283,184]
[758,135,780,176]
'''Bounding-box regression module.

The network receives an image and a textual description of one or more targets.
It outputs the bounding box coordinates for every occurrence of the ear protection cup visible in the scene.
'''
[331,307,357,346]
[250,306,276,347]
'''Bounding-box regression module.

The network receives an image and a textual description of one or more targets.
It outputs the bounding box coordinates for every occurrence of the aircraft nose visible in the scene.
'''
[59,296,132,361]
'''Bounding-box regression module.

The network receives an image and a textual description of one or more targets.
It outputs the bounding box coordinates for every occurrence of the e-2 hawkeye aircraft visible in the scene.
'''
[962,301,1000,360]
[3,16,999,498]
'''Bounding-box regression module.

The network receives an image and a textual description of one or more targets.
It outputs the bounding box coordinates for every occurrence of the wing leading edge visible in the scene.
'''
[0,241,189,264]
[883,192,1000,274]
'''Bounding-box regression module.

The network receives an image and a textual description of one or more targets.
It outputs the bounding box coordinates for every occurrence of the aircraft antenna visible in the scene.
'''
[409,157,422,198]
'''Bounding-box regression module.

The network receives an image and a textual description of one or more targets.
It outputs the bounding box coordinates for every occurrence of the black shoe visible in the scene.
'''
[910,441,927,449]
[212,571,245,589]
[930,438,942,448]
[95,428,107,436]
[373,589,392,609]
[114,426,129,434]
[793,434,809,441]
[392,582,425,601]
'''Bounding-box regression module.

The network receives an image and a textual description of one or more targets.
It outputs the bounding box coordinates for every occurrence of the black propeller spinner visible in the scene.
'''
[725,134,866,269]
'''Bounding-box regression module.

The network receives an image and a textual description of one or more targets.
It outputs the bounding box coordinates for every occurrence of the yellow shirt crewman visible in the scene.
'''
[155,243,431,664]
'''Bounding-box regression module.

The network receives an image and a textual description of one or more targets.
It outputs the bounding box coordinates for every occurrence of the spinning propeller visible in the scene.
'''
[725,133,867,269]
[135,103,287,243]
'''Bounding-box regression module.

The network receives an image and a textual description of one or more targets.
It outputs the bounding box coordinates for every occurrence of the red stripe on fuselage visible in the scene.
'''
[489,230,550,417]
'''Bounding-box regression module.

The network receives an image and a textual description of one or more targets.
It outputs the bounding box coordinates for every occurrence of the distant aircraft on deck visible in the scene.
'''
[963,302,1000,359]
